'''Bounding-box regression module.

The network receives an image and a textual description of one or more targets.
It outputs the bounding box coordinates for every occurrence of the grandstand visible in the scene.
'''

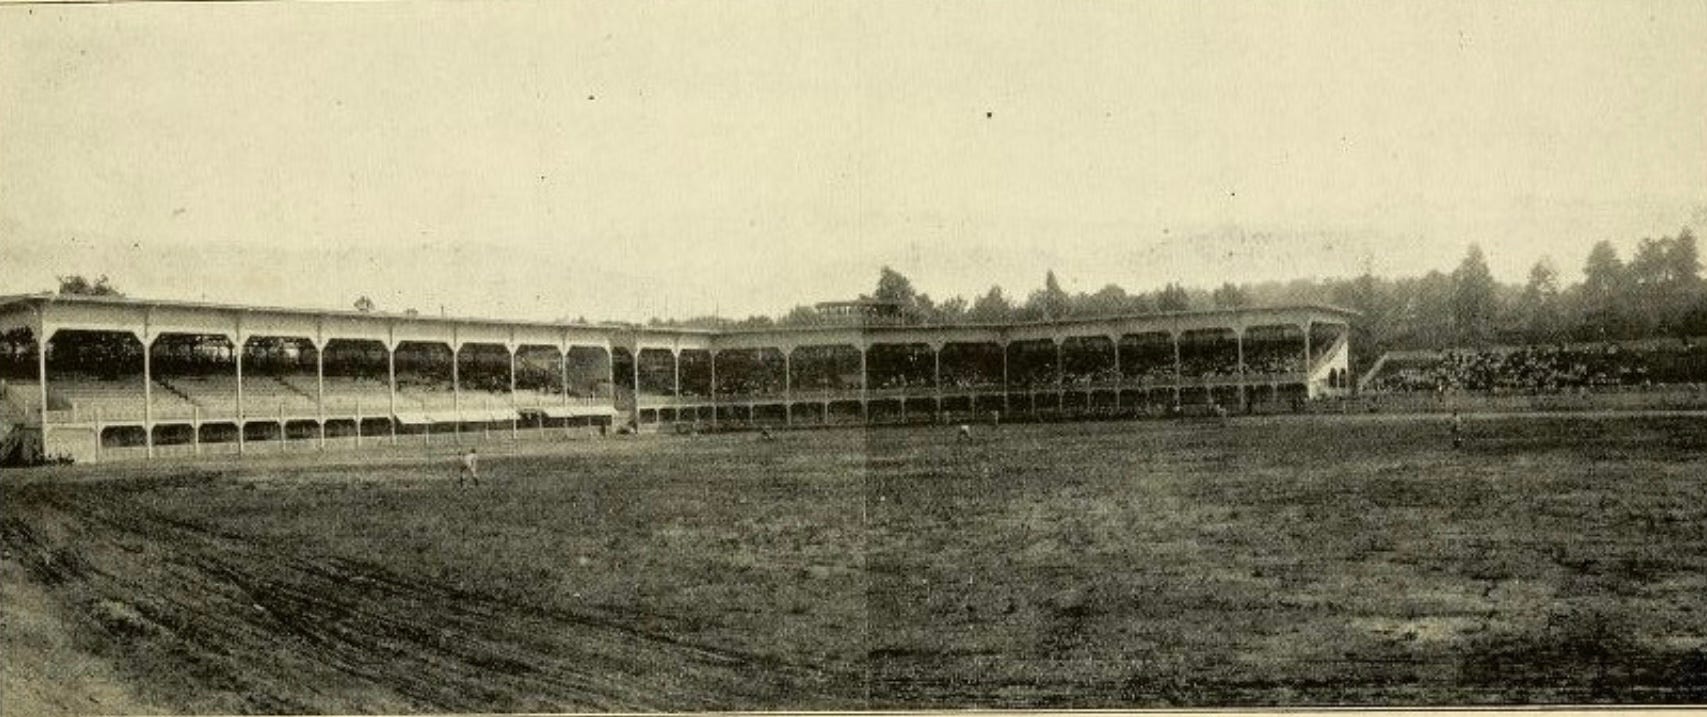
[0,294,1354,463]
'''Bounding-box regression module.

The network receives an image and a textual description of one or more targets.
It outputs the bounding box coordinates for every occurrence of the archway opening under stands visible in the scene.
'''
[567,346,613,404]
[514,345,563,416]
[0,328,40,425]
[243,336,320,426]
[1119,332,1175,386]
[678,349,712,400]
[1005,339,1059,391]
[458,341,516,435]
[46,330,146,423]
[637,348,679,402]
[866,343,934,395]
[101,425,147,449]
[394,341,455,437]
[714,348,785,401]
[938,342,1002,392]
[321,339,390,424]
[1062,336,1117,388]
[789,345,861,399]
[148,333,236,426]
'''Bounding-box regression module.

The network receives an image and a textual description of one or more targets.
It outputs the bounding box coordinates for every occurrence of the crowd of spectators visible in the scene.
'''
[1369,341,1707,393]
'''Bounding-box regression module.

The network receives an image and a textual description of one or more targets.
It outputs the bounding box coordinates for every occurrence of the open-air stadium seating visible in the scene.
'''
[160,375,319,420]
[1365,339,1707,393]
[44,377,196,422]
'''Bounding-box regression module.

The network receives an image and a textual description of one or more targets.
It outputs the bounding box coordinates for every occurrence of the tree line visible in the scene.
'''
[653,229,1707,358]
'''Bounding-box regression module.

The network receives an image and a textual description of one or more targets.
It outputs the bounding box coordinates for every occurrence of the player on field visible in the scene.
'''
[1450,411,1464,449]
[458,447,480,486]
[957,424,973,442]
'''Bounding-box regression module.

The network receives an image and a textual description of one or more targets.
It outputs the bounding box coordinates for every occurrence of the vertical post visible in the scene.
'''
[709,349,719,430]
[316,340,326,450]
[632,345,642,413]
[234,328,244,456]
[932,344,942,423]
[387,337,398,445]
[509,345,518,440]
[1172,331,1183,408]
[192,405,200,456]
[355,396,363,447]
[452,338,461,444]
[142,332,154,458]
[278,403,285,451]
[35,317,48,431]
[560,341,570,410]
[94,407,103,462]
[1001,341,1010,415]
[1235,328,1247,411]
[1113,334,1122,414]
[1302,321,1313,392]
[858,346,869,424]
[783,348,792,426]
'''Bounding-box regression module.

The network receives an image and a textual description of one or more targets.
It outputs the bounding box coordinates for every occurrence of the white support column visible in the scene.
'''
[191,406,199,456]
[709,349,719,429]
[1235,328,1247,410]
[1112,334,1122,413]
[1000,341,1010,415]
[858,345,869,424]
[35,314,49,430]
[932,344,942,423]
[316,337,326,450]
[387,331,398,445]
[1302,321,1313,400]
[509,343,518,440]
[234,316,244,456]
[1172,331,1183,408]
[142,327,154,459]
[783,348,792,426]
[452,329,461,444]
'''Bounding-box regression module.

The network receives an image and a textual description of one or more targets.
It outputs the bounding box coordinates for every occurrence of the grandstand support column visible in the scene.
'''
[1301,320,1312,388]
[858,345,869,424]
[452,331,463,444]
[1112,334,1122,413]
[34,313,49,430]
[1000,340,1010,415]
[932,343,942,423]
[708,349,718,430]
[142,325,155,459]
[1055,337,1066,413]
[234,317,245,456]
[783,348,792,426]
[355,397,363,447]
[315,335,326,450]
[508,341,518,440]
[191,406,199,456]
[1171,331,1183,408]
[386,330,398,445]
[1235,328,1247,411]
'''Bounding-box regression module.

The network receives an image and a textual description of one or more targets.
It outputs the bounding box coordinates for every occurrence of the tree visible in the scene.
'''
[1580,240,1628,338]
[1514,258,1563,342]
[872,266,917,306]
[968,286,1012,322]
[1210,282,1250,309]
[1024,270,1072,321]
[1451,244,1498,345]
[1155,283,1191,312]
[353,296,376,313]
[55,274,123,297]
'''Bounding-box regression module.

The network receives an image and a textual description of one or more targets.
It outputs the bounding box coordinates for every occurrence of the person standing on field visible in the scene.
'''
[458,447,480,486]
[1450,411,1464,450]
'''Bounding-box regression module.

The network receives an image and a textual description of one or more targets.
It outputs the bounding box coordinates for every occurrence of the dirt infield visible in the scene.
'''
[4,414,1706,712]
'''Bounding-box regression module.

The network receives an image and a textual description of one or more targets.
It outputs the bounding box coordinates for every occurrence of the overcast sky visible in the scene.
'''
[2,1,1704,322]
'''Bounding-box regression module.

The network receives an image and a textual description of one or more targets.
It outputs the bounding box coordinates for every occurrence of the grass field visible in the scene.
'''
[4,414,1707,713]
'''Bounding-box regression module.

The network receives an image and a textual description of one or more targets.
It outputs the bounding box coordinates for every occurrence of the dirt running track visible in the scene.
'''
[1,476,859,714]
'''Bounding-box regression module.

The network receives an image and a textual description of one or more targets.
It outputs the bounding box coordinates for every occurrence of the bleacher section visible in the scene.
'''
[1365,339,1707,394]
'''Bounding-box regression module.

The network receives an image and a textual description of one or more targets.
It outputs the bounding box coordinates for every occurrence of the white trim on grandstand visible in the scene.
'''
[0,294,1355,463]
